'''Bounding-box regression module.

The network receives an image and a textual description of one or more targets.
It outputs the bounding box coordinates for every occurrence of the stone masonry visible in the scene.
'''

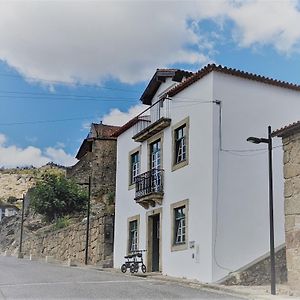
[22,213,114,266]
[222,246,287,286]
[273,124,300,293]
[66,123,119,212]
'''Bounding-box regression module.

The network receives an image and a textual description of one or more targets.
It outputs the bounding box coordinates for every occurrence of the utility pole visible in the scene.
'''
[18,194,25,259]
[85,176,91,265]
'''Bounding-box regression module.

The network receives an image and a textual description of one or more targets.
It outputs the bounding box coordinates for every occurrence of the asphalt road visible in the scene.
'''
[0,256,243,299]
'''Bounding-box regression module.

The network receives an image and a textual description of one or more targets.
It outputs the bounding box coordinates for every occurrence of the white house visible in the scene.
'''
[0,204,19,222]
[113,64,300,283]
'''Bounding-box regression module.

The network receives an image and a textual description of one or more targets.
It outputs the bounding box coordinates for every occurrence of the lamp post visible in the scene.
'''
[77,176,91,265]
[247,125,276,295]
[18,194,25,259]
[85,176,91,265]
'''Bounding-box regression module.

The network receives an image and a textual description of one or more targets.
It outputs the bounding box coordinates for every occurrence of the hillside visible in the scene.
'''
[0,163,66,205]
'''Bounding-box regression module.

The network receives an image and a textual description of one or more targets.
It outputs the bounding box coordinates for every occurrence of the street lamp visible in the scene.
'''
[18,194,25,259]
[78,176,91,265]
[247,125,276,295]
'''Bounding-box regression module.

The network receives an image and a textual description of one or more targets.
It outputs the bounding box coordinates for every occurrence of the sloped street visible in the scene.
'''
[0,256,242,299]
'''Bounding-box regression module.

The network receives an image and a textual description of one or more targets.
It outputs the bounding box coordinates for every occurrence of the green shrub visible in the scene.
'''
[29,173,88,222]
[54,216,71,230]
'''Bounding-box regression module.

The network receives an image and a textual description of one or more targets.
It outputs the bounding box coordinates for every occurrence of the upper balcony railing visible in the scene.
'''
[133,98,171,142]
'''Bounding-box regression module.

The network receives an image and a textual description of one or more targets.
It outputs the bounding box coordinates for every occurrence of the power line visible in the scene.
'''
[0,95,138,103]
[0,89,138,100]
[0,72,141,93]
[0,116,98,126]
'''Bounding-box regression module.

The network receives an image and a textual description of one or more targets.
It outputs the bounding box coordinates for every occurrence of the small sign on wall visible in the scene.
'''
[195,244,200,263]
[189,241,195,249]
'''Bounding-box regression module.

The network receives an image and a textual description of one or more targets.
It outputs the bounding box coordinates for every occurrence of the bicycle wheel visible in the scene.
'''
[134,264,139,273]
[121,264,127,273]
[141,264,147,273]
[130,264,136,273]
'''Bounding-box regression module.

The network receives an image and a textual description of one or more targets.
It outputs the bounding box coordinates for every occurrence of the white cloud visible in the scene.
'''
[45,147,77,167]
[190,0,300,54]
[227,0,300,53]
[102,104,147,126]
[0,133,77,168]
[0,1,209,85]
[0,0,299,86]
[0,133,7,145]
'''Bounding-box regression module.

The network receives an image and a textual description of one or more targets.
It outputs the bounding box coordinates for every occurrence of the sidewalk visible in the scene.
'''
[89,266,300,300]
[4,253,299,300]
[143,273,300,300]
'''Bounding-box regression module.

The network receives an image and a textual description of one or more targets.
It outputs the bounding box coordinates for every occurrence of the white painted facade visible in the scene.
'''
[114,67,300,283]
[0,206,18,222]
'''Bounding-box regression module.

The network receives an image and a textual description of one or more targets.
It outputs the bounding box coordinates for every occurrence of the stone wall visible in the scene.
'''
[66,138,117,212]
[222,246,287,286]
[90,139,117,205]
[22,213,114,267]
[282,132,300,293]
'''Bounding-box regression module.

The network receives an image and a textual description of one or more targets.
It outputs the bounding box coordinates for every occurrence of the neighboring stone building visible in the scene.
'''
[67,122,120,212]
[273,121,300,293]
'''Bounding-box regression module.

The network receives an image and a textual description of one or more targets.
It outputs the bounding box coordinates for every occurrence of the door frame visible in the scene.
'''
[146,207,162,272]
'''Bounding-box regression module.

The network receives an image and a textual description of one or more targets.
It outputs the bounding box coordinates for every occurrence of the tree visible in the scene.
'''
[30,173,88,221]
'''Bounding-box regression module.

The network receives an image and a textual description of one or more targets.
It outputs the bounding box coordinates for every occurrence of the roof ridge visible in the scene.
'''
[166,63,300,98]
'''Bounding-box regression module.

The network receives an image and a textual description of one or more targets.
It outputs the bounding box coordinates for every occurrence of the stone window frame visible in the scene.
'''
[128,146,141,190]
[170,199,189,252]
[147,132,164,171]
[171,117,190,172]
[127,215,140,255]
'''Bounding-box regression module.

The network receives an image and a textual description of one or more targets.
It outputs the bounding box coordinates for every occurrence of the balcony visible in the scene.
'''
[134,169,164,209]
[133,99,171,142]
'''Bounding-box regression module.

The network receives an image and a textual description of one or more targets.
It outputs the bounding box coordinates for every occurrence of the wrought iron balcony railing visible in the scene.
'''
[135,169,164,202]
[133,99,171,142]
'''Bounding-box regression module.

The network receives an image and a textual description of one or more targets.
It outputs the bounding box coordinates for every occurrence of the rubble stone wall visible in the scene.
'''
[22,214,114,267]
[66,139,117,208]
[66,152,92,185]
[282,132,300,292]
[222,246,287,286]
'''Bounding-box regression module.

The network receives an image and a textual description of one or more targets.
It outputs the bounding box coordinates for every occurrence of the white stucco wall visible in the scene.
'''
[211,72,300,281]
[114,69,300,283]
[114,73,216,282]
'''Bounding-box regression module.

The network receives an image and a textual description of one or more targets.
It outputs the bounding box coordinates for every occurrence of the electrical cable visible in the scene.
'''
[0,115,97,126]
[0,72,140,93]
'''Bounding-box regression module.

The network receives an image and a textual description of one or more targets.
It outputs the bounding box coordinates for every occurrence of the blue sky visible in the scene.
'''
[0,0,300,167]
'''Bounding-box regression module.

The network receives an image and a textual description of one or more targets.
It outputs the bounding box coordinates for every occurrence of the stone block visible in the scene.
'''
[67,258,77,267]
[284,163,300,179]
[285,216,296,232]
[288,270,300,291]
[285,197,300,215]
[45,256,54,263]
[285,179,294,198]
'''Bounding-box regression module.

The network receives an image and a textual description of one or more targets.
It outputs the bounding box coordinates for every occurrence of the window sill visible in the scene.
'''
[171,243,188,252]
[128,184,135,190]
[171,159,188,172]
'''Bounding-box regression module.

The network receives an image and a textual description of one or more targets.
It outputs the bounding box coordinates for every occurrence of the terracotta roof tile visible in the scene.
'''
[272,121,300,138]
[111,117,139,137]
[166,64,300,98]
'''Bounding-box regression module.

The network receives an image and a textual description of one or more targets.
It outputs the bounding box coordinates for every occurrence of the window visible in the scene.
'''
[150,140,161,192]
[129,148,141,189]
[175,125,186,164]
[150,140,161,170]
[130,152,140,185]
[174,206,186,244]
[172,117,189,172]
[129,220,138,252]
[171,199,188,251]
